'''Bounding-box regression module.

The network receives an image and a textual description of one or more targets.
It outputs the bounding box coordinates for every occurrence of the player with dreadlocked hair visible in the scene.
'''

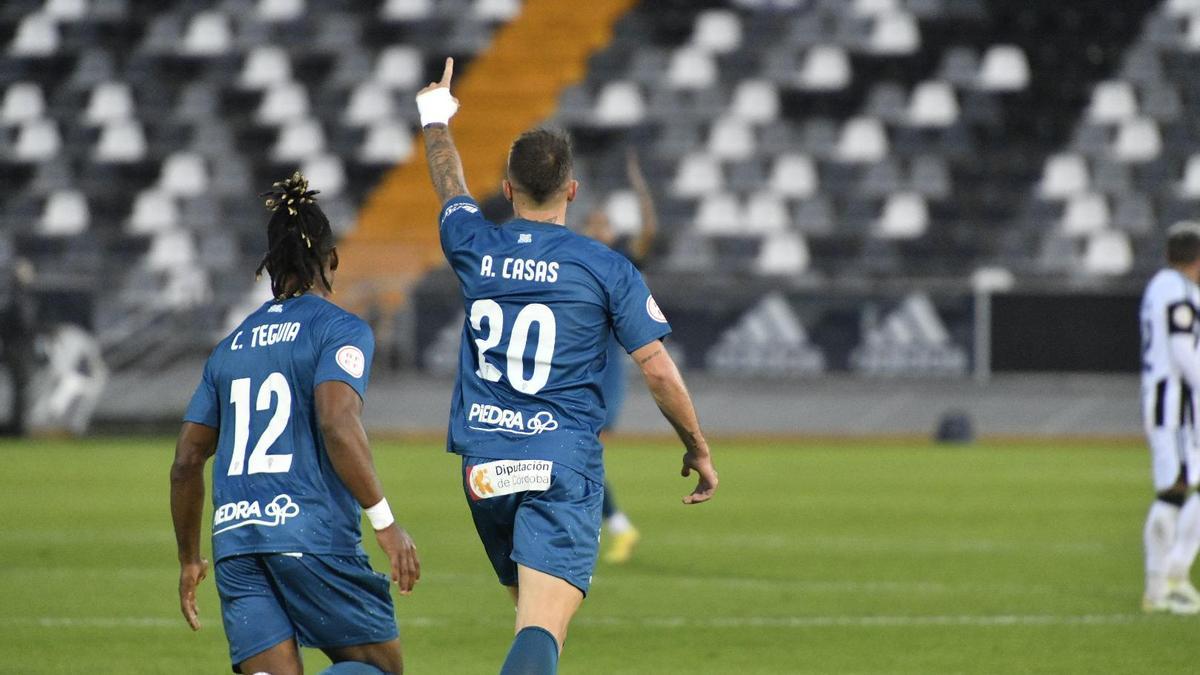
[172,173,419,674]
[256,171,338,300]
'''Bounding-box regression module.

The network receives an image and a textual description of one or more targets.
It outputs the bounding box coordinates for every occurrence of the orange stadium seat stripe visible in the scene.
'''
[336,0,639,313]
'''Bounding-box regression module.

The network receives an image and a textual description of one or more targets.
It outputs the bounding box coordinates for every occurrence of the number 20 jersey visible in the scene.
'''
[1141,268,1200,430]
[439,196,672,482]
[184,294,375,562]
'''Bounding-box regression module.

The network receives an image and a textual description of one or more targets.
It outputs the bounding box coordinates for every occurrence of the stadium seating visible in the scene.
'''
[0,0,1179,370]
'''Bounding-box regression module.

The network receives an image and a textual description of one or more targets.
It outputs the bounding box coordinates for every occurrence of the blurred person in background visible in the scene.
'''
[0,258,36,437]
[580,147,658,564]
[1140,221,1200,615]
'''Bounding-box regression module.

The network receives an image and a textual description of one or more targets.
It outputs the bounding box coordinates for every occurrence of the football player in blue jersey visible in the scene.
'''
[417,58,718,675]
[581,147,658,564]
[170,173,419,675]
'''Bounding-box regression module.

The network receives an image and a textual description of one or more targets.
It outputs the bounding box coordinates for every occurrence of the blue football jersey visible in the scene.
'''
[439,196,672,481]
[183,294,375,562]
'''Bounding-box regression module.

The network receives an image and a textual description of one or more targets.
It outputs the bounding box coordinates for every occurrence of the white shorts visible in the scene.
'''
[1147,427,1200,491]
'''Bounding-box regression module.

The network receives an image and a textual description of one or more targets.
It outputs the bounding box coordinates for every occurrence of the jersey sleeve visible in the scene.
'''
[607,256,672,353]
[1167,300,1197,335]
[182,358,220,428]
[314,314,376,400]
[439,195,488,255]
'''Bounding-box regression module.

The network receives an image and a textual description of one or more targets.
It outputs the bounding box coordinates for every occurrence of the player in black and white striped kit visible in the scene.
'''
[1140,222,1200,614]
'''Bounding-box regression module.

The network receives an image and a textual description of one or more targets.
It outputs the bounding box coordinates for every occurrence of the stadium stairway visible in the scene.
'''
[335,0,637,314]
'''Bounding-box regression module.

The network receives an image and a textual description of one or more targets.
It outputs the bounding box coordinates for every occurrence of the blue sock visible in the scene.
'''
[499,626,559,675]
[318,662,388,675]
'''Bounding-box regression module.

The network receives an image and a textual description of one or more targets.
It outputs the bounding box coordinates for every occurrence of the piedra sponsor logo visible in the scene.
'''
[213,494,300,535]
[467,403,559,436]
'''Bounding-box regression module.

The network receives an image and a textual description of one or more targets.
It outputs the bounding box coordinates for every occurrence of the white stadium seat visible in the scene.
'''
[257,82,311,125]
[708,117,756,160]
[769,153,817,198]
[743,191,790,233]
[1111,117,1161,163]
[257,0,305,22]
[696,193,743,234]
[1179,154,1200,198]
[798,45,851,90]
[1,83,46,125]
[373,46,423,89]
[39,190,89,236]
[868,12,920,55]
[344,82,395,126]
[667,47,717,90]
[729,80,780,124]
[876,192,928,239]
[43,0,89,21]
[14,119,61,161]
[1059,193,1110,236]
[182,11,232,56]
[757,232,810,275]
[84,82,134,126]
[1082,230,1132,276]
[691,9,742,53]
[1088,81,1138,124]
[381,0,432,20]
[128,189,180,234]
[672,153,724,198]
[145,229,196,271]
[301,155,346,199]
[240,47,292,89]
[94,120,146,162]
[593,81,645,126]
[603,190,643,235]
[835,117,888,163]
[273,119,326,162]
[359,121,414,163]
[159,152,210,198]
[1038,153,1090,199]
[906,80,958,127]
[474,0,521,21]
[9,13,59,56]
[978,45,1029,91]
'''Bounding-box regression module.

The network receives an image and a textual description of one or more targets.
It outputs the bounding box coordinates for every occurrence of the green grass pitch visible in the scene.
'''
[1,436,1195,673]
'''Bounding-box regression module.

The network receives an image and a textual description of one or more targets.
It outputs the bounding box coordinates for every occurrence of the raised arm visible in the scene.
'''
[316,381,420,594]
[170,421,218,631]
[418,57,469,204]
[625,147,658,263]
[631,340,718,504]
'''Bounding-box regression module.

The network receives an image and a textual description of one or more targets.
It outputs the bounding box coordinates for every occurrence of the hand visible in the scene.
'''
[681,451,718,505]
[418,57,457,100]
[178,558,209,631]
[375,524,421,595]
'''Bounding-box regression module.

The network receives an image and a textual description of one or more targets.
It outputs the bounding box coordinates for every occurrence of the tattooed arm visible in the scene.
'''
[417,58,470,204]
[630,340,718,504]
[423,125,470,204]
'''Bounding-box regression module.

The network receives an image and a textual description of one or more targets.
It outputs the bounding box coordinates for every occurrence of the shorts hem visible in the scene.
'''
[509,553,590,598]
[231,630,295,670]
[300,628,400,652]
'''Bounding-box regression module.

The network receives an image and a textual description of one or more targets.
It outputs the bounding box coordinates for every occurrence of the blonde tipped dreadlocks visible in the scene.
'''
[256,171,335,300]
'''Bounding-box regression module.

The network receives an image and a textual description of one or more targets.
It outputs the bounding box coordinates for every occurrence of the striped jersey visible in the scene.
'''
[1141,269,1200,430]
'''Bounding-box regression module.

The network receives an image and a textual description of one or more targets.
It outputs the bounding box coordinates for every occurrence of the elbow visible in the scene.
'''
[170,453,205,485]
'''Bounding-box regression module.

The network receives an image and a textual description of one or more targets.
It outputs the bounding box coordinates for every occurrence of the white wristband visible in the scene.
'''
[416,88,459,127]
[365,498,395,531]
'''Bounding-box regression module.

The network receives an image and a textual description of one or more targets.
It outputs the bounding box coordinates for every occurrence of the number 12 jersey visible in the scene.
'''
[439,196,672,482]
[184,294,376,562]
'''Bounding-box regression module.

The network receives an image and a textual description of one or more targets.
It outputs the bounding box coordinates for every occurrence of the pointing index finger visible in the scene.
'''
[440,57,454,86]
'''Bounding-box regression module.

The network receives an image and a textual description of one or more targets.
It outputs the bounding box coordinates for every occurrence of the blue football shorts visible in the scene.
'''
[214,552,398,671]
[461,455,604,595]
